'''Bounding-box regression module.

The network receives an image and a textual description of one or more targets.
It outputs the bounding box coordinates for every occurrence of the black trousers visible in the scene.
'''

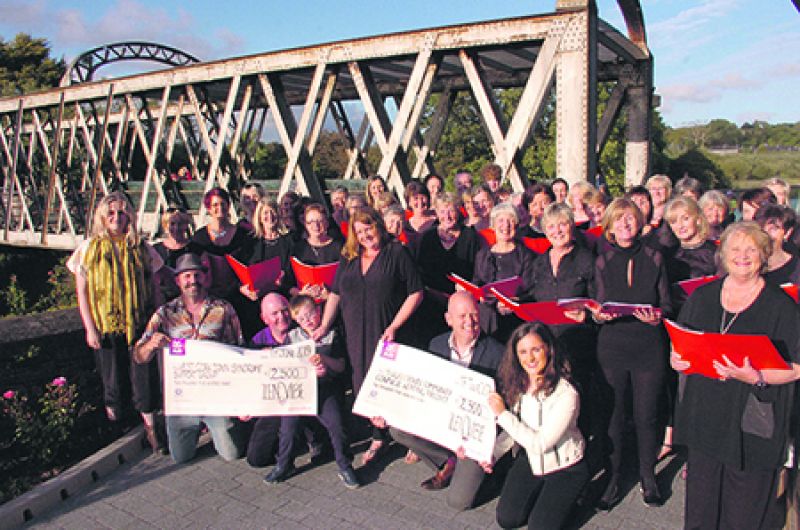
[96,333,160,414]
[496,451,588,529]
[685,449,781,530]
[598,363,664,482]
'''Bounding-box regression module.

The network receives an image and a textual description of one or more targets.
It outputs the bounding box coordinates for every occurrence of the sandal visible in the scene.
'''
[404,450,420,464]
[657,443,674,461]
[361,439,385,466]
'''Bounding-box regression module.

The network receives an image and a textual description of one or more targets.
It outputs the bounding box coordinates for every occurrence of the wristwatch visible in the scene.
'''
[754,370,769,391]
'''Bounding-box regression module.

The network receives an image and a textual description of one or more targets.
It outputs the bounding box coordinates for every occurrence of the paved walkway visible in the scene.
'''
[24,433,686,530]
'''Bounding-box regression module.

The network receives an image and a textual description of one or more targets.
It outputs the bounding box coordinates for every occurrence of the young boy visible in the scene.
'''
[263,295,359,488]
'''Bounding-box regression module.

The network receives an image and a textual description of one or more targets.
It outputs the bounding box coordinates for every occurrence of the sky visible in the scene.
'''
[0,0,798,128]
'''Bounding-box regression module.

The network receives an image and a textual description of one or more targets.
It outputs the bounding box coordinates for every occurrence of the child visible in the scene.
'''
[263,295,360,488]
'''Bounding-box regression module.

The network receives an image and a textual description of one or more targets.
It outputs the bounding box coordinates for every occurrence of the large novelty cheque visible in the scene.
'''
[163,339,317,416]
[353,341,496,463]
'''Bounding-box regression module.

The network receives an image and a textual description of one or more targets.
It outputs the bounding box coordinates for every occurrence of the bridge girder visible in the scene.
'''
[1,4,652,249]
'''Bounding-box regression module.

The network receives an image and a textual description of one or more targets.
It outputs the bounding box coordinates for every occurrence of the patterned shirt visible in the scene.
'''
[136,295,243,346]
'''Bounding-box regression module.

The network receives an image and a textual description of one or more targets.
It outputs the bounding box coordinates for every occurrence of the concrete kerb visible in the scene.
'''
[0,425,148,530]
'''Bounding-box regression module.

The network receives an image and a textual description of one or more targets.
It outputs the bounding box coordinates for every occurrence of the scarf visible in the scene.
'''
[84,236,153,345]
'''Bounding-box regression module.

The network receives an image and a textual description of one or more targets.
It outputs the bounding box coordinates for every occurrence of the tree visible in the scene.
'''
[0,34,65,97]
[668,148,729,189]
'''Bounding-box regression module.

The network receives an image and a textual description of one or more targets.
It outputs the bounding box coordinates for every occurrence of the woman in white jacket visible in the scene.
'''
[488,322,588,529]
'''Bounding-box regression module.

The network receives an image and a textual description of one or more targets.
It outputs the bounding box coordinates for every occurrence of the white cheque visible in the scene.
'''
[353,341,496,463]
[163,339,317,417]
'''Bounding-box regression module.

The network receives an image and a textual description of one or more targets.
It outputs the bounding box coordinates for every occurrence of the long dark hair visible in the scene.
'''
[497,322,570,408]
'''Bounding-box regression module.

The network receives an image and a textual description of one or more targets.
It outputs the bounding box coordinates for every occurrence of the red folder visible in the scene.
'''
[583,225,604,243]
[491,289,577,325]
[676,275,719,296]
[781,283,800,303]
[225,255,281,292]
[447,273,521,302]
[664,319,789,379]
[290,257,339,290]
[521,237,552,255]
[339,221,349,238]
[477,228,496,246]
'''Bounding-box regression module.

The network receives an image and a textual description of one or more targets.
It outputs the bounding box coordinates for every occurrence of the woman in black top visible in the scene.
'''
[664,196,718,302]
[516,183,554,240]
[415,192,480,343]
[591,198,672,510]
[473,203,535,343]
[755,204,800,287]
[316,208,423,466]
[291,203,343,302]
[153,208,196,302]
[524,203,596,410]
[191,187,257,334]
[672,222,800,530]
[241,197,295,302]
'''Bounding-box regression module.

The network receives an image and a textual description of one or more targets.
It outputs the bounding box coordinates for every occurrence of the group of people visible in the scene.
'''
[68,167,800,529]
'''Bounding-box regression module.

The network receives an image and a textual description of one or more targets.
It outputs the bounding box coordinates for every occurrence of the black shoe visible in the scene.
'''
[641,481,663,507]
[338,466,360,489]
[263,464,295,485]
[597,481,620,511]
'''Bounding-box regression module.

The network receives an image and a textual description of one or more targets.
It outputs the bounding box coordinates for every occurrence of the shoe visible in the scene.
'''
[641,480,663,507]
[263,464,295,485]
[338,466,360,489]
[657,443,674,461]
[421,456,456,490]
[597,480,620,511]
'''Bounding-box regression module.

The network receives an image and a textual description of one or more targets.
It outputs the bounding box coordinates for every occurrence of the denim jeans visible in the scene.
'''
[166,415,242,464]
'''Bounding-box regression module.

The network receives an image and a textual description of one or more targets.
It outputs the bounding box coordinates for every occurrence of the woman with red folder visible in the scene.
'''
[591,198,672,510]
[241,198,294,301]
[672,222,800,530]
[290,203,343,303]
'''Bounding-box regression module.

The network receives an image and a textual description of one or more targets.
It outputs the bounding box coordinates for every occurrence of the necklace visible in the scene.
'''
[719,310,740,334]
[209,226,227,239]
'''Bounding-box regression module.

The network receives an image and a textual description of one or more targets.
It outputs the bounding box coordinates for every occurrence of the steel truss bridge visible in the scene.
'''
[0,0,653,250]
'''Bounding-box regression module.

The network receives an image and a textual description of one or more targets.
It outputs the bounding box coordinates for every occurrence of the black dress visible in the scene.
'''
[291,239,343,266]
[764,254,800,287]
[332,241,423,396]
[152,241,194,302]
[665,240,718,309]
[414,226,480,343]
[675,280,800,529]
[473,243,536,343]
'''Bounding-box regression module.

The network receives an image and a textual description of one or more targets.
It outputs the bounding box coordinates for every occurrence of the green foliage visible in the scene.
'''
[428,92,493,181]
[2,275,29,316]
[0,250,75,318]
[251,141,288,180]
[0,33,65,97]
[668,148,729,189]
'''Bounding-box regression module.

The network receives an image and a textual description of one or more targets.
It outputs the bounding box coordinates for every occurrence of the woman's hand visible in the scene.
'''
[588,304,617,323]
[713,355,760,384]
[299,283,321,299]
[487,392,506,417]
[370,416,387,429]
[670,350,691,372]
[633,307,662,326]
[309,353,326,377]
[239,284,259,301]
[564,309,586,323]
[380,325,399,343]
[85,326,101,350]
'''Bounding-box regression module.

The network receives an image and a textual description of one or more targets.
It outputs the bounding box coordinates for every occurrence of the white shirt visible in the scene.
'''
[447,333,478,368]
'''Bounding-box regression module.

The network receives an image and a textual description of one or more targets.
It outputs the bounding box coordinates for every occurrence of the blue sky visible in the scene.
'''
[1,0,798,127]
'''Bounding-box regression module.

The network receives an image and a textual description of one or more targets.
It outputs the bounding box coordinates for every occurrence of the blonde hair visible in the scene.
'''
[698,190,729,214]
[434,191,460,211]
[646,174,673,195]
[160,208,194,236]
[601,198,644,242]
[717,221,772,274]
[252,197,286,238]
[341,208,390,260]
[665,196,709,242]
[92,192,140,245]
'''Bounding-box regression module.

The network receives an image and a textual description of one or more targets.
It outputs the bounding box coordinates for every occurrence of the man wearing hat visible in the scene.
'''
[133,253,244,464]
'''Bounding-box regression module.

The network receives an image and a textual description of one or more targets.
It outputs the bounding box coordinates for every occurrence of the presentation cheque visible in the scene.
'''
[353,341,496,463]
[163,339,318,417]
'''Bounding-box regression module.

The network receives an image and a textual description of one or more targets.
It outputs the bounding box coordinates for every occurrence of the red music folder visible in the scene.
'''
[447,273,521,302]
[664,319,789,379]
[290,257,339,290]
[676,275,718,296]
[491,289,578,325]
[583,225,604,243]
[225,255,281,292]
[477,228,496,246]
[521,237,552,255]
[781,283,799,303]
